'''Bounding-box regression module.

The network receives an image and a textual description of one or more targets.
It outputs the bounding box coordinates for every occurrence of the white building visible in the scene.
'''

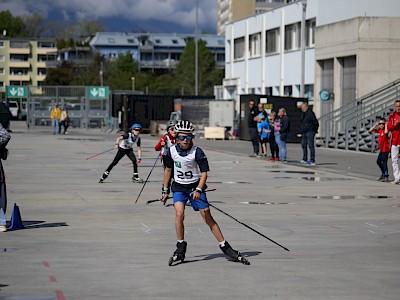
[220,0,400,118]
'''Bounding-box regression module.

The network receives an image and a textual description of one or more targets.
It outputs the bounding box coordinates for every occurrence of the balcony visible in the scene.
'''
[9,48,30,55]
[36,47,57,55]
[9,74,30,82]
[9,61,30,68]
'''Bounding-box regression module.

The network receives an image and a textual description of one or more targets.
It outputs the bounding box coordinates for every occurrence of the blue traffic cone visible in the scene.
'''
[8,203,25,229]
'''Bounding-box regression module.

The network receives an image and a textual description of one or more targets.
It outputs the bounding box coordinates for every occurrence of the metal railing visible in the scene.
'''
[319,77,400,151]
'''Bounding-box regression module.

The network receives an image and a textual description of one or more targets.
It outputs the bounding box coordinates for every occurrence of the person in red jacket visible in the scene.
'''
[154,120,177,188]
[387,100,400,184]
[369,118,390,182]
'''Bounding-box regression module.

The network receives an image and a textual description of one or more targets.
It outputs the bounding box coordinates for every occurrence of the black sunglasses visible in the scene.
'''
[378,123,385,125]
[177,135,193,141]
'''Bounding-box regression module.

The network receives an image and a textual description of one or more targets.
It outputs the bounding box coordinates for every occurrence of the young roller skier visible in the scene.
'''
[99,123,143,183]
[160,120,250,266]
[154,119,177,188]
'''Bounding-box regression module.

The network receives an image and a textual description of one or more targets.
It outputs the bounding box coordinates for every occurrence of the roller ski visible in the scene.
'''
[132,173,144,183]
[220,241,250,265]
[168,241,187,266]
[99,171,109,183]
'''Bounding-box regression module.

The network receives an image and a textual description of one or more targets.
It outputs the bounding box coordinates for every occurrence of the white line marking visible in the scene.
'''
[368,230,378,234]
[365,223,378,228]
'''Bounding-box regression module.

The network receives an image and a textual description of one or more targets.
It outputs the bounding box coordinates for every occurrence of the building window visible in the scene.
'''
[127,39,135,43]
[265,87,273,95]
[0,41,4,48]
[0,54,4,62]
[284,23,300,51]
[172,39,178,44]
[249,33,261,57]
[306,19,316,47]
[284,85,292,96]
[234,37,245,60]
[266,28,279,54]
[305,84,314,100]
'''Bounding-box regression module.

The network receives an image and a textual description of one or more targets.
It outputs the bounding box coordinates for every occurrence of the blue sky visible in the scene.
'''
[1,0,218,34]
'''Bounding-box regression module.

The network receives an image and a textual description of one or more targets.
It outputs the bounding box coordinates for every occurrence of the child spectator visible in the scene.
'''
[268,111,279,161]
[369,118,390,182]
[257,113,270,158]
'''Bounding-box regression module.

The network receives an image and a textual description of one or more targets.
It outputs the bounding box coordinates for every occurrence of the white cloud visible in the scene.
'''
[1,0,217,33]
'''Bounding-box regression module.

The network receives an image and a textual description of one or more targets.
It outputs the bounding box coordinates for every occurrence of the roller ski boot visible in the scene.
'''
[132,173,144,183]
[99,171,109,183]
[220,241,250,265]
[168,241,187,266]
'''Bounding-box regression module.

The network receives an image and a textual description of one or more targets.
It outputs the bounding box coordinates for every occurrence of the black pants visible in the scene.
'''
[301,131,316,162]
[106,148,138,174]
[377,152,389,177]
[269,134,279,158]
[249,127,259,155]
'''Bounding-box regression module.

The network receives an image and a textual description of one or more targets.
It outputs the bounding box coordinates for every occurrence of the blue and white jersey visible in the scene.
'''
[119,133,141,149]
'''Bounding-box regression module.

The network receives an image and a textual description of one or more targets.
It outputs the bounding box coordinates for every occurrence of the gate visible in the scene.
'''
[26,86,110,129]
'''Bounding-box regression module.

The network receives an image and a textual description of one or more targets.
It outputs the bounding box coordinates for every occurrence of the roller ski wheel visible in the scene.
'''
[99,171,109,183]
[220,241,250,265]
[132,177,144,183]
[168,241,187,266]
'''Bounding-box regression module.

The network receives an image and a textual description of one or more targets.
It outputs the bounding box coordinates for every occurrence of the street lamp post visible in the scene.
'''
[300,0,307,98]
[131,77,135,92]
[195,0,199,96]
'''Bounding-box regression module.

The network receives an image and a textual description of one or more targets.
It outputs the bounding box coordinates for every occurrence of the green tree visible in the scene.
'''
[104,52,138,90]
[174,39,223,96]
[0,10,25,37]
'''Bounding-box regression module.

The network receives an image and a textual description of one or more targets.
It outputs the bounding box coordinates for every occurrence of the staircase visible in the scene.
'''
[318,78,400,152]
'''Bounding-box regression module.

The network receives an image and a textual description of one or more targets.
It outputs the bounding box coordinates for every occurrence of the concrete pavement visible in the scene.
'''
[0,121,399,300]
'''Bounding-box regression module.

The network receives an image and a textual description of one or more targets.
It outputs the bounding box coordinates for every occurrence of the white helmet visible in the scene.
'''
[166,119,177,130]
[175,120,195,133]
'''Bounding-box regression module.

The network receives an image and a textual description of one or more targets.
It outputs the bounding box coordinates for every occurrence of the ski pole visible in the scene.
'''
[146,188,217,205]
[199,199,290,252]
[86,148,114,160]
[134,152,161,204]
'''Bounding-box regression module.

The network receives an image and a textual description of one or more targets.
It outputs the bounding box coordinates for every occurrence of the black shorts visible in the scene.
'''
[261,137,269,144]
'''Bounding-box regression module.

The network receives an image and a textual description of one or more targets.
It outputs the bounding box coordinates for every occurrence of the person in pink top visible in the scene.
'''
[369,118,390,182]
[387,100,400,184]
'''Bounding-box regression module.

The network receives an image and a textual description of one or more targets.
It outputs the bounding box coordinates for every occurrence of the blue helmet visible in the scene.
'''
[131,123,142,130]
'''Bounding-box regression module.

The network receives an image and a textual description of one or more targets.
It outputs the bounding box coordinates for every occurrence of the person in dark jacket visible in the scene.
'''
[275,107,290,162]
[299,103,319,165]
[248,100,260,157]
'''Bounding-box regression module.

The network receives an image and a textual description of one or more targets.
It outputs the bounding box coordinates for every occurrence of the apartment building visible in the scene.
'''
[220,0,400,118]
[89,32,225,73]
[217,0,289,35]
[0,38,57,88]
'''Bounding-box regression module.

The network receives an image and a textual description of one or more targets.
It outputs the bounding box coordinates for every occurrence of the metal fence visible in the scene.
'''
[25,86,111,129]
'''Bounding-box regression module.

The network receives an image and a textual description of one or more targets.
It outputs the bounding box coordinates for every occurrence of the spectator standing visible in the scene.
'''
[299,103,319,165]
[369,118,390,182]
[60,108,70,134]
[50,104,61,135]
[387,100,400,184]
[257,113,270,157]
[0,122,10,232]
[268,111,279,161]
[275,108,290,162]
[248,100,260,157]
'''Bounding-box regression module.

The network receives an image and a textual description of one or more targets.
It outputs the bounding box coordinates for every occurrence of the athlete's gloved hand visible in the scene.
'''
[160,187,170,204]
[190,187,202,200]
